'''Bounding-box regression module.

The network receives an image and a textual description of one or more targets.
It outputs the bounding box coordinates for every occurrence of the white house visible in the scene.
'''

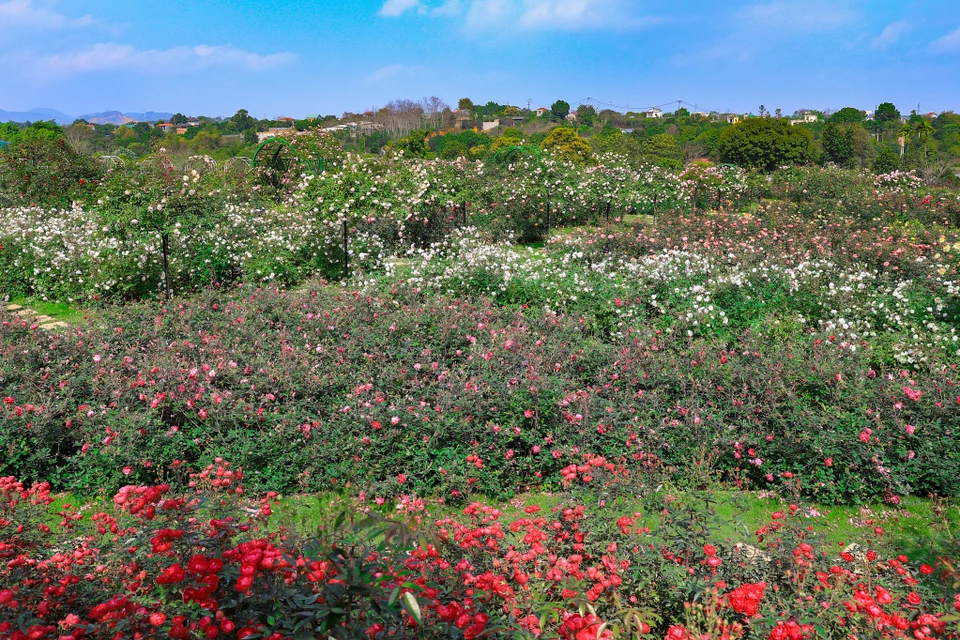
[646,108,663,118]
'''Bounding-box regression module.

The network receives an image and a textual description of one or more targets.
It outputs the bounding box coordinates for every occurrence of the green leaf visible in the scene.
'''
[401,591,422,625]
[387,586,401,607]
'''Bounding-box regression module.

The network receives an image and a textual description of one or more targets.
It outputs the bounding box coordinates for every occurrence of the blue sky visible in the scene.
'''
[2,0,960,118]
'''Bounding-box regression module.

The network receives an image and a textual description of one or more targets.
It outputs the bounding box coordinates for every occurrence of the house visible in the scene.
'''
[724,114,740,124]
[454,109,473,129]
[176,126,189,135]
[278,117,295,123]
[304,115,319,121]
[511,116,525,125]
[536,107,549,117]
[788,113,818,125]
[646,108,663,118]
[156,123,175,132]
[481,119,500,131]
[565,112,577,122]
[256,127,294,143]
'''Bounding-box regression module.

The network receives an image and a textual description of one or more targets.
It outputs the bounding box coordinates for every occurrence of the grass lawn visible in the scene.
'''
[10,296,90,324]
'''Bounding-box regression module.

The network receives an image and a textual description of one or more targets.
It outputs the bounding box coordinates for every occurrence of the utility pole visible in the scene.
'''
[527,98,531,111]
[677,99,682,114]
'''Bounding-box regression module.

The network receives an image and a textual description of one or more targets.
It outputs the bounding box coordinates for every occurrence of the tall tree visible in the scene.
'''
[875,102,901,126]
[914,119,935,163]
[717,118,815,170]
[898,122,913,157]
[576,104,597,127]
[829,107,867,124]
[550,100,570,122]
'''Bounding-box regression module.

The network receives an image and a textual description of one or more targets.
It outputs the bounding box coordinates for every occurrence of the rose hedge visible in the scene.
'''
[1,275,958,504]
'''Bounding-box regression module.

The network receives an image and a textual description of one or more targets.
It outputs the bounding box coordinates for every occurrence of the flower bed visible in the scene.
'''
[1,463,958,639]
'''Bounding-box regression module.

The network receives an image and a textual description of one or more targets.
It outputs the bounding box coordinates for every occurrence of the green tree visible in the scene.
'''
[872,144,900,173]
[641,133,684,169]
[540,126,590,164]
[457,98,475,112]
[550,100,571,122]
[829,107,867,124]
[440,140,467,159]
[171,113,188,125]
[20,121,63,143]
[716,118,815,170]
[875,102,901,125]
[393,129,428,158]
[898,122,913,158]
[821,122,856,167]
[576,104,597,127]
[229,109,256,134]
[914,119,935,164]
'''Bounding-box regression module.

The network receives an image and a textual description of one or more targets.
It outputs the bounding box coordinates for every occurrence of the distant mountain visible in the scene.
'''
[80,111,137,125]
[119,111,175,123]
[77,111,175,124]
[0,108,74,125]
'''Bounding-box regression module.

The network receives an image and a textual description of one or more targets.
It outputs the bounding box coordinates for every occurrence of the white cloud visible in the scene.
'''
[0,0,95,28]
[736,0,856,32]
[930,26,960,53]
[367,63,426,81]
[379,0,425,17]
[380,0,658,31]
[871,20,909,50]
[16,42,297,76]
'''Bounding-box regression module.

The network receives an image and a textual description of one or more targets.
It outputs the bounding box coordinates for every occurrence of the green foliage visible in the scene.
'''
[717,118,815,171]
[829,107,867,124]
[392,130,429,158]
[641,133,684,169]
[550,100,571,122]
[875,102,902,124]
[873,144,901,173]
[576,104,597,127]
[821,122,858,167]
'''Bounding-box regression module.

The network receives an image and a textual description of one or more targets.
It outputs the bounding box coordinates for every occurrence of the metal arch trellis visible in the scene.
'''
[224,156,253,175]
[251,136,325,175]
[184,155,218,174]
[98,155,125,169]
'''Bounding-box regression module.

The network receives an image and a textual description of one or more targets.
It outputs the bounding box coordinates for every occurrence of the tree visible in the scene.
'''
[641,133,684,169]
[550,100,570,122]
[872,144,900,173]
[577,104,597,127]
[675,107,690,118]
[457,98,474,112]
[63,123,94,155]
[875,102,901,125]
[393,129,428,158]
[821,122,856,167]
[914,119,935,163]
[440,140,467,159]
[829,107,867,124]
[171,113,188,125]
[540,126,590,164]
[229,109,256,133]
[758,105,766,117]
[716,118,815,170]
[898,122,913,157]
